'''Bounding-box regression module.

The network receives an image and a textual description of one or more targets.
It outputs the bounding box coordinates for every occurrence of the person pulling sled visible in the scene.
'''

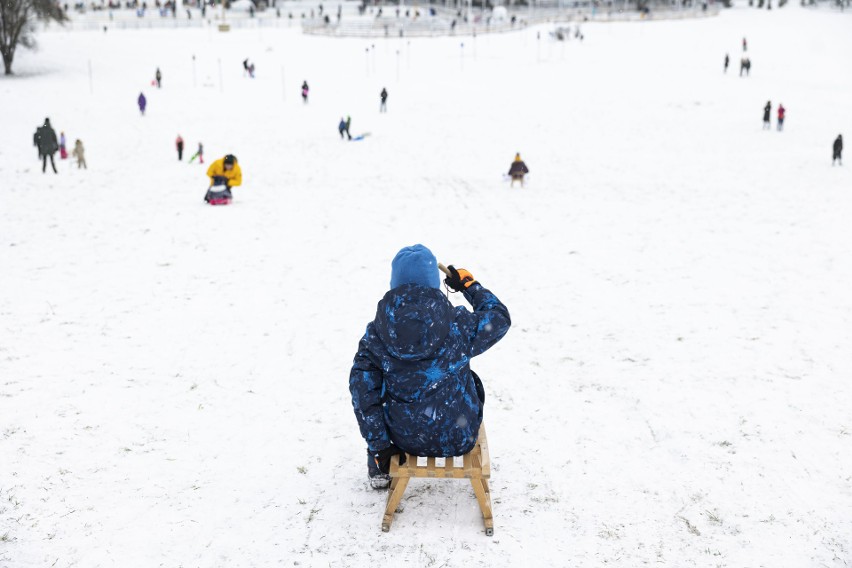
[204,154,242,205]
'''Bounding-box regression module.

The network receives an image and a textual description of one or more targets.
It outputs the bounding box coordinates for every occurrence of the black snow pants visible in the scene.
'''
[42,153,57,173]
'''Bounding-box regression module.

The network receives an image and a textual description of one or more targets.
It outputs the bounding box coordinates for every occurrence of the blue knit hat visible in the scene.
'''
[390,244,440,290]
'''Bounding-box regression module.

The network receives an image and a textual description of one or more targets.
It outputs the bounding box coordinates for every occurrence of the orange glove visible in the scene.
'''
[444,265,476,292]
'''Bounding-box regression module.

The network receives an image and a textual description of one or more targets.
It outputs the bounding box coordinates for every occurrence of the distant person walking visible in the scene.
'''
[176,135,184,160]
[344,115,352,139]
[776,104,785,131]
[762,101,771,129]
[832,135,843,165]
[380,87,388,112]
[189,142,204,164]
[508,153,529,188]
[338,117,347,139]
[59,131,67,159]
[301,80,309,103]
[155,67,162,88]
[71,139,87,169]
[742,36,747,51]
[724,53,729,73]
[34,118,59,174]
[138,92,147,115]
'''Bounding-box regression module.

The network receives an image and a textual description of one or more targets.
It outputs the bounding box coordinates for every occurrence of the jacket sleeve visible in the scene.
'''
[349,324,390,453]
[230,164,242,187]
[455,282,511,358]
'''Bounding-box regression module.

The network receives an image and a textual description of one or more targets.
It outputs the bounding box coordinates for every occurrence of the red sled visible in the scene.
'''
[208,197,231,205]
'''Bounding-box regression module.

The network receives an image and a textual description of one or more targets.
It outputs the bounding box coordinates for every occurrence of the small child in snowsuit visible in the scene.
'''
[349,245,511,489]
[189,142,204,164]
[508,153,529,187]
[71,139,87,169]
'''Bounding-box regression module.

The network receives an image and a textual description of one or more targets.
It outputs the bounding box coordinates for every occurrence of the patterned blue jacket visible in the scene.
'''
[349,282,510,457]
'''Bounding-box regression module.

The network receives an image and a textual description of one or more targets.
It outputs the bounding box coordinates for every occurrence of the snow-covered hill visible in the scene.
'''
[1,5,851,567]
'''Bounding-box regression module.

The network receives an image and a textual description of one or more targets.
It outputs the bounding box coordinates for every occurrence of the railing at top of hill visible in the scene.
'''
[45,3,719,34]
[302,5,720,37]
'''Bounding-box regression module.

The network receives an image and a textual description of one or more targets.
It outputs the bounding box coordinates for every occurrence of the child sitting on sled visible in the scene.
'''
[348,245,511,489]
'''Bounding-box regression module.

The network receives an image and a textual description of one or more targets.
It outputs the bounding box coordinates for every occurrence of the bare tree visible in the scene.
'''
[0,0,66,75]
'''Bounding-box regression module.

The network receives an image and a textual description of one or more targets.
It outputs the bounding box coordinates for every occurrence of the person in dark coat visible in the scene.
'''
[301,80,309,103]
[380,87,388,112]
[176,134,184,160]
[34,118,59,174]
[138,92,147,115]
[338,117,347,139]
[349,244,511,489]
[344,115,352,140]
[155,67,162,88]
[724,53,729,73]
[833,135,843,165]
[762,101,771,129]
[508,153,529,187]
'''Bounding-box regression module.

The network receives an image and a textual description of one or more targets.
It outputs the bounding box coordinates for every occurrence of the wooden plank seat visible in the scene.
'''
[381,423,494,536]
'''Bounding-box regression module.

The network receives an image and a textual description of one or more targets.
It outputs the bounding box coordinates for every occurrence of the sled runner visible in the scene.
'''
[382,423,494,536]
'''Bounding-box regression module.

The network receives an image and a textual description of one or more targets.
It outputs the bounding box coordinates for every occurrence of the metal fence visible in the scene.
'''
[44,13,298,31]
[45,2,718,33]
[302,5,719,37]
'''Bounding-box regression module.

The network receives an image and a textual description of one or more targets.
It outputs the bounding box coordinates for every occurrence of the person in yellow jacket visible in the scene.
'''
[204,154,242,204]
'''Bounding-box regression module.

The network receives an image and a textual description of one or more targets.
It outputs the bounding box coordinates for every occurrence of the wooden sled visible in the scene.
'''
[382,423,493,536]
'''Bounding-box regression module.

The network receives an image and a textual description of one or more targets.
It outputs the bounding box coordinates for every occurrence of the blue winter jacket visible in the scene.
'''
[349,282,511,457]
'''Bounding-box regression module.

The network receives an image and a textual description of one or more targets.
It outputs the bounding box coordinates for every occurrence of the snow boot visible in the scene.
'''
[368,450,390,490]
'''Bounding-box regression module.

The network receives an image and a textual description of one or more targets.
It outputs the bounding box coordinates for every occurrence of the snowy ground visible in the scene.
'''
[2,4,852,567]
